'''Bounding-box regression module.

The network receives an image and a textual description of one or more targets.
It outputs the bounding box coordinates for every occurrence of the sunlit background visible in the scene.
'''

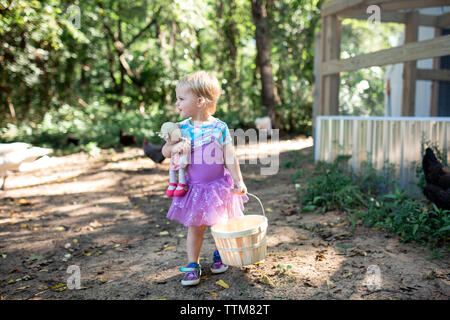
[1,0,401,152]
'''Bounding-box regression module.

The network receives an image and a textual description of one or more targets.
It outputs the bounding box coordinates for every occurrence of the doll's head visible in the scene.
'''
[158,122,181,143]
[176,71,221,115]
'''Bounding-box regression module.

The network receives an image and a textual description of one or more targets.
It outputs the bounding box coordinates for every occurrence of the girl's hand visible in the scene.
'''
[233,180,247,195]
[172,140,190,155]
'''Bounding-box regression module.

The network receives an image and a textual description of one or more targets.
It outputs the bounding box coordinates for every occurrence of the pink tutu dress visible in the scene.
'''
[167,117,248,227]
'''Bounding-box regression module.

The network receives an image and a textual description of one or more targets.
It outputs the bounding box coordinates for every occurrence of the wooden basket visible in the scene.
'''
[211,193,267,266]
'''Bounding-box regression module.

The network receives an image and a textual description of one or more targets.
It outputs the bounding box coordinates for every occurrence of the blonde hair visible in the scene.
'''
[177,70,221,115]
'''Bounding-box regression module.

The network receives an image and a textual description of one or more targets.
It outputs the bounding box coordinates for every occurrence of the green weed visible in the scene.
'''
[295,150,450,250]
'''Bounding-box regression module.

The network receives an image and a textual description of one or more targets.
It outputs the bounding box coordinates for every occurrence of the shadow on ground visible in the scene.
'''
[0,140,448,300]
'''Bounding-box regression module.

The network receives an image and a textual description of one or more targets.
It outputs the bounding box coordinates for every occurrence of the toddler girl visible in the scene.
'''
[162,70,248,286]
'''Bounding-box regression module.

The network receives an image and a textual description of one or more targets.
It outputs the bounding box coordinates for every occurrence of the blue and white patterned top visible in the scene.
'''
[177,117,232,149]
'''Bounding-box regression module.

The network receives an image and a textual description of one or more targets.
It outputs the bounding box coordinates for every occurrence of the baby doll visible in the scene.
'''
[158,122,190,197]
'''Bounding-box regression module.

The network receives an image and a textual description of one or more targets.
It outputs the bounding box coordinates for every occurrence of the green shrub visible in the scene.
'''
[296,152,450,248]
[362,189,449,246]
[0,103,169,152]
[299,155,366,213]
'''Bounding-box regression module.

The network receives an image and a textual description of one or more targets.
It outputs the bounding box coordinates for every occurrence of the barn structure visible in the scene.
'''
[313,0,450,193]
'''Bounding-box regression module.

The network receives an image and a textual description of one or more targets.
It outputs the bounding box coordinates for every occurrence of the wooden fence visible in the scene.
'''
[314,116,450,192]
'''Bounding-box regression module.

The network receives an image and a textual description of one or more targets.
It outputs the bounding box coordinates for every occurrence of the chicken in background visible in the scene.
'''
[422,147,450,210]
[254,116,272,137]
[0,143,53,190]
[66,135,80,146]
[119,129,137,146]
[143,139,166,164]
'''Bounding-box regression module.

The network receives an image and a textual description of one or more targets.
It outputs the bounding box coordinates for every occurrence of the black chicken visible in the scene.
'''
[143,139,166,163]
[119,129,137,146]
[422,148,450,210]
[66,135,80,146]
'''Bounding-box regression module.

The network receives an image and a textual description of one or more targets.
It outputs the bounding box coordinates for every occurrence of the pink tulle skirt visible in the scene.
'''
[166,140,248,227]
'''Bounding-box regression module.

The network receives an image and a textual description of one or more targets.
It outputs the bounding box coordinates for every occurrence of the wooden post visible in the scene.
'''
[319,16,327,117]
[401,10,419,116]
[430,28,441,116]
[319,15,341,116]
[313,32,321,148]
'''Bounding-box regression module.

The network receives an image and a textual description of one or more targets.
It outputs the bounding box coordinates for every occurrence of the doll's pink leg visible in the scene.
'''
[166,170,177,197]
[178,168,186,185]
[169,169,177,184]
[174,168,188,197]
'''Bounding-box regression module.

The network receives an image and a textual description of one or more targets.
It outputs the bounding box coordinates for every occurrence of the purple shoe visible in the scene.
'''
[180,262,201,286]
[210,250,228,274]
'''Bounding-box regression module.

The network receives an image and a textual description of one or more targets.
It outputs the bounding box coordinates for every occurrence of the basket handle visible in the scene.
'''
[246,192,265,217]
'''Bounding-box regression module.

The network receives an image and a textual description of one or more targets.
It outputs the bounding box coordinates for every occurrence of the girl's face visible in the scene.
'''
[175,86,202,118]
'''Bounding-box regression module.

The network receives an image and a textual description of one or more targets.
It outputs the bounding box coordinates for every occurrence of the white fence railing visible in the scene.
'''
[314,116,450,191]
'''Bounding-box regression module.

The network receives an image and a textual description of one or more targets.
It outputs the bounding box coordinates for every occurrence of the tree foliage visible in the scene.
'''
[0,0,398,148]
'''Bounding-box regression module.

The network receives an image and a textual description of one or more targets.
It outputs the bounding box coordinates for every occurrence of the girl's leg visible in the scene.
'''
[186,225,207,264]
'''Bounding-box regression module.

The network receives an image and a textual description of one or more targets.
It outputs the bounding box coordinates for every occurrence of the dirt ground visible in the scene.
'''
[0,136,449,300]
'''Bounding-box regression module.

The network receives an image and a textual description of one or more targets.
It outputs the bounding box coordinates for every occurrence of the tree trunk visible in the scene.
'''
[80,46,91,100]
[216,0,224,76]
[99,2,161,112]
[224,0,238,111]
[158,24,173,106]
[251,0,277,128]
[64,56,76,104]
[6,95,15,120]
[37,58,51,111]
[117,15,126,111]
[170,21,179,81]
[195,29,204,69]
[105,38,123,110]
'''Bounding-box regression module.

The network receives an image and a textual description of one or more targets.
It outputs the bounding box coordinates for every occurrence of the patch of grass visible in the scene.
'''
[426,248,446,261]
[294,149,450,250]
[295,155,366,213]
[361,192,450,246]
[283,150,314,170]
[275,264,292,275]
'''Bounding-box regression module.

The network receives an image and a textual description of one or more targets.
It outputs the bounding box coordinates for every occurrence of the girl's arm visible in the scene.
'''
[162,141,174,158]
[162,140,190,158]
[223,143,247,194]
